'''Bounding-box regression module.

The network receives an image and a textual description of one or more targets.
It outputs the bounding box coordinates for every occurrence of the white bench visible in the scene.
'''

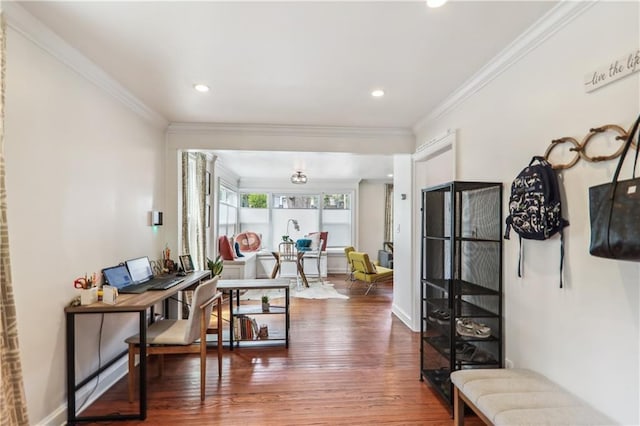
[220,252,257,280]
[450,368,612,425]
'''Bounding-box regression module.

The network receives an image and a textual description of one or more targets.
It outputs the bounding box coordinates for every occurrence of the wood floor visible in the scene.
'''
[82,275,482,425]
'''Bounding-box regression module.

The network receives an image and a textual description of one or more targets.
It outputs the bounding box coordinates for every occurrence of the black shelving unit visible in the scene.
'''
[419,181,503,407]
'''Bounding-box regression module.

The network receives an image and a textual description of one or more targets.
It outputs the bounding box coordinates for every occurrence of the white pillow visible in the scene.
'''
[306,233,321,251]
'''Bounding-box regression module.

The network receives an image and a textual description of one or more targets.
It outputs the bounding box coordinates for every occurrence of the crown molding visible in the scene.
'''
[413,0,597,134]
[3,1,168,129]
[168,122,414,141]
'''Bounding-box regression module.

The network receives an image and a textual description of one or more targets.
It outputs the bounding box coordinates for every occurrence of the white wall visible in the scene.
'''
[391,154,413,327]
[357,181,385,257]
[414,2,639,424]
[5,27,166,424]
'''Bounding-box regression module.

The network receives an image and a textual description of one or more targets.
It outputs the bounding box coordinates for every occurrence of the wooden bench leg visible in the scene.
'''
[454,385,465,426]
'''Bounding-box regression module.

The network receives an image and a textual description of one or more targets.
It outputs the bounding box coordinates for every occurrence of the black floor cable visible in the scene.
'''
[76,313,105,413]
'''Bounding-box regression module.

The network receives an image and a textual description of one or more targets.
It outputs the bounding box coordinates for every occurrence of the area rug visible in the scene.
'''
[239,280,349,300]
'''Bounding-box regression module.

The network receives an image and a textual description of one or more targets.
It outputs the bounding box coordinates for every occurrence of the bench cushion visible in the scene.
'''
[451,368,612,426]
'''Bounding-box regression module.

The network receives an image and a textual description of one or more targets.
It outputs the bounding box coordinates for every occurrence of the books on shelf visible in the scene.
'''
[234,315,259,340]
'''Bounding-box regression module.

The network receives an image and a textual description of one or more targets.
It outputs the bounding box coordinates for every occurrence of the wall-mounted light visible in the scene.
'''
[151,211,163,226]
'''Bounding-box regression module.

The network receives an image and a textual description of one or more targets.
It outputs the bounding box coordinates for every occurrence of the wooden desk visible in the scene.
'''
[65,270,211,423]
[217,279,290,348]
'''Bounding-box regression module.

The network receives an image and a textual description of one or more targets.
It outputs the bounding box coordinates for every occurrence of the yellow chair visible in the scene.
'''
[344,246,355,281]
[348,251,393,295]
[125,277,222,402]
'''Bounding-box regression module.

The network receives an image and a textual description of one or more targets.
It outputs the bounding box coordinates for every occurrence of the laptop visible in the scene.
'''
[125,256,184,291]
[102,264,152,294]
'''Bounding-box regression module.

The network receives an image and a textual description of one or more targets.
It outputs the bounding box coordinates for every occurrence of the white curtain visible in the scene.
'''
[0,16,30,426]
[181,152,208,270]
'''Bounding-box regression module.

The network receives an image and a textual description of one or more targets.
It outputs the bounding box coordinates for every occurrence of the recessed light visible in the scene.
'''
[387,174,394,178]
[426,0,448,8]
[194,84,210,93]
[371,89,385,98]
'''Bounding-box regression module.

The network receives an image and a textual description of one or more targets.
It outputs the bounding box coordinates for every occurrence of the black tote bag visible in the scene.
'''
[589,114,640,260]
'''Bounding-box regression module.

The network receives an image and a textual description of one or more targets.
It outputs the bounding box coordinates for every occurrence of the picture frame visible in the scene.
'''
[179,254,194,273]
[206,171,211,195]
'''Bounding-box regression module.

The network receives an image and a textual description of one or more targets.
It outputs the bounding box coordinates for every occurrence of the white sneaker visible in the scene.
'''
[456,318,491,338]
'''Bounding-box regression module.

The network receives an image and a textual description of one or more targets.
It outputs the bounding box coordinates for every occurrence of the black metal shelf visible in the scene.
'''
[423,278,499,296]
[426,298,499,318]
[420,181,503,409]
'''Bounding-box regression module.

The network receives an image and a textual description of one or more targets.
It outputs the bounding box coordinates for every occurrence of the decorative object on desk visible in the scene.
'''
[282,218,300,242]
[102,285,118,305]
[162,244,176,272]
[590,113,640,260]
[179,254,195,273]
[207,255,224,277]
[261,295,270,312]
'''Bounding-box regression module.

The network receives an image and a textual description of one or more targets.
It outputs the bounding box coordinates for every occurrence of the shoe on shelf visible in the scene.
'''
[455,318,491,338]
[456,342,496,363]
[427,309,451,324]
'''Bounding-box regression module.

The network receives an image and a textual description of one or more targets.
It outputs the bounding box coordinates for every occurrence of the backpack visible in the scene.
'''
[504,156,569,287]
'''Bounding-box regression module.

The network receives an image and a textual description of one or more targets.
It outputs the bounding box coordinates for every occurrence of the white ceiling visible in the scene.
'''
[17,1,557,181]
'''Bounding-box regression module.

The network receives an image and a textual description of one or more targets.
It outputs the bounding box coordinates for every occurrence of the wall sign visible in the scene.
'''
[584,48,640,93]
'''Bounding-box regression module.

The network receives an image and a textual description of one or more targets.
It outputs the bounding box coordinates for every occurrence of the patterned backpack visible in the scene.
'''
[504,156,569,287]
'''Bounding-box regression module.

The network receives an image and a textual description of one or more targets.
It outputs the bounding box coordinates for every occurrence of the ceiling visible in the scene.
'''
[18,1,557,181]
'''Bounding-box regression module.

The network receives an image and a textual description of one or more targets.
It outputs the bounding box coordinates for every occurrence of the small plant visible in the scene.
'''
[207,255,224,277]
[261,295,269,303]
[261,295,270,312]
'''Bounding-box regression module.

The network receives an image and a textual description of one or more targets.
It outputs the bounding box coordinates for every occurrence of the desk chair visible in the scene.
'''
[348,251,393,295]
[303,238,326,283]
[271,241,309,287]
[125,277,222,402]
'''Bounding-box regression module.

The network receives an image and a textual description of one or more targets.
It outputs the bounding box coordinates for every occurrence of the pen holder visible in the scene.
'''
[79,287,98,306]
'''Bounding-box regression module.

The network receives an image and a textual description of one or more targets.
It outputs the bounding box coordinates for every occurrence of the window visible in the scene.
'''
[218,184,238,237]
[237,191,354,250]
[321,193,352,247]
[239,192,270,245]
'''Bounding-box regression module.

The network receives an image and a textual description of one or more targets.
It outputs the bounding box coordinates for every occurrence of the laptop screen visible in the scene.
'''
[102,265,134,289]
[125,256,154,284]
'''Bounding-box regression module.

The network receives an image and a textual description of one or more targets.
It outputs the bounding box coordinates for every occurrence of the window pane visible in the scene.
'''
[241,193,268,208]
[272,194,319,209]
[323,193,351,209]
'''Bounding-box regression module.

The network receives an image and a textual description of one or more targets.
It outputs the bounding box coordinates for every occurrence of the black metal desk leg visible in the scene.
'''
[228,291,234,350]
[66,312,76,423]
[139,310,147,419]
[285,288,290,348]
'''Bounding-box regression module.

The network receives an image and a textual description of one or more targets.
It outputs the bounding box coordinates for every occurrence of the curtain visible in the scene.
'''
[384,183,394,243]
[181,152,208,270]
[0,17,30,426]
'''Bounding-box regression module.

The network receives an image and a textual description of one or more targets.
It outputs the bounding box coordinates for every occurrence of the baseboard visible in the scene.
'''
[391,303,416,331]
[36,356,129,426]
